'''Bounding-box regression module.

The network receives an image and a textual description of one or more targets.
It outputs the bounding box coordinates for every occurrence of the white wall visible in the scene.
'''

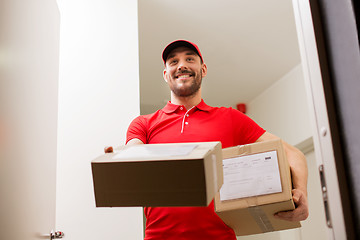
[56,0,143,239]
[247,64,312,146]
[0,1,59,239]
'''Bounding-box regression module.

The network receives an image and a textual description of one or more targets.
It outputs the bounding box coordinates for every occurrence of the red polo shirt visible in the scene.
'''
[127,100,265,240]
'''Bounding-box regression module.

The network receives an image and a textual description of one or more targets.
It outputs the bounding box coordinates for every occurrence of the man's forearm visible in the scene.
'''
[127,138,145,145]
[283,140,308,195]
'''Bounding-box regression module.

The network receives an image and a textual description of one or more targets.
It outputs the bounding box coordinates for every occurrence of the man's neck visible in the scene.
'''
[170,92,202,110]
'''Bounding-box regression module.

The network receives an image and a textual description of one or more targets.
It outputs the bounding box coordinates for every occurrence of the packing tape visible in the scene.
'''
[245,195,259,208]
[212,154,218,194]
[239,144,251,155]
[248,206,274,233]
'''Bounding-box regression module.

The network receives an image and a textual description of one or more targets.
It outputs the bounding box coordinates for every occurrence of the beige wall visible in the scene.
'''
[247,64,312,146]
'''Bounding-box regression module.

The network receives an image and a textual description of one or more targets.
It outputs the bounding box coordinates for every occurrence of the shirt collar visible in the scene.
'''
[162,101,179,113]
[196,99,213,112]
[162,99,213,113]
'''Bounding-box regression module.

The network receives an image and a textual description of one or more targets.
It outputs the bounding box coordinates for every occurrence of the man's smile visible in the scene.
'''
[174,71,194,80]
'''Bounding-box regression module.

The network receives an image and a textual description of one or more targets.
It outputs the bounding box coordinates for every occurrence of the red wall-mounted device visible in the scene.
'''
[236,103,246,114]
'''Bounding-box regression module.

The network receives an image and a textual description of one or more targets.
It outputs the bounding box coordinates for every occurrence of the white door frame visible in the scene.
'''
[292,0,353,239]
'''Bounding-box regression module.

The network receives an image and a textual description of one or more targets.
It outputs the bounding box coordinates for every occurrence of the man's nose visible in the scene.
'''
[177,59,189,71]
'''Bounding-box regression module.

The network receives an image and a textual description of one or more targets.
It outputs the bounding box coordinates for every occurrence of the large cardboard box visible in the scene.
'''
[215,139,301,236]
[91,142,223,207]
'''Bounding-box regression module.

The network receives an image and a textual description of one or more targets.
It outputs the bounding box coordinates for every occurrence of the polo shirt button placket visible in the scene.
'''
[180,106,194,133]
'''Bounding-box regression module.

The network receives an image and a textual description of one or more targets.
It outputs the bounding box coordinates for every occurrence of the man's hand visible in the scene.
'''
[104,146,114,153]
[103,139,143,153]
[274,189,309,221]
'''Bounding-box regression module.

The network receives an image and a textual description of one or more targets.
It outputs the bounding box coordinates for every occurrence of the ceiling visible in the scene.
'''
[138,0,301,114]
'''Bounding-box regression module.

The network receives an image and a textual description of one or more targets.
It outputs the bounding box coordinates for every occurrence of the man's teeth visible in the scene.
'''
[178,75,191,78]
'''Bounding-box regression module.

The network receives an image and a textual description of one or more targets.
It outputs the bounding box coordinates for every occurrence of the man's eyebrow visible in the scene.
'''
[167,51,197,60]
[167,53,176,60]
[185,52,197,56]
[166,51,197,61]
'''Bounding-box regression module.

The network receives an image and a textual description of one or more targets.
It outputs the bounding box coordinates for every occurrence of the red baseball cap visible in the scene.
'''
[162,40,204,64]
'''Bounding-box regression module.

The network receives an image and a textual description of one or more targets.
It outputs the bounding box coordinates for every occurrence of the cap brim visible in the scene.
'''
[162,40,203,64]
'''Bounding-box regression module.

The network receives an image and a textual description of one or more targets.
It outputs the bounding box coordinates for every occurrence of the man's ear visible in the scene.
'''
[201,63,208,78]
[163,68,168,82]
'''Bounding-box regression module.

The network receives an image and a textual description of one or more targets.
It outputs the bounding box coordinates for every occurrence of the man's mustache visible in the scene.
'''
[174,70,194,77]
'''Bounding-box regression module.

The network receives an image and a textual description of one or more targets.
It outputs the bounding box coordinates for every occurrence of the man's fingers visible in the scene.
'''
[274,204,308,221]
[274,208,308,221]
[292,189,301,204]
[274,189,309,221]
[104,146,114,153]
[274,210,294,220]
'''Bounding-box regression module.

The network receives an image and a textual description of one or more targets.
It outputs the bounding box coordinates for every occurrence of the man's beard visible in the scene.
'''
[169,70,202,97]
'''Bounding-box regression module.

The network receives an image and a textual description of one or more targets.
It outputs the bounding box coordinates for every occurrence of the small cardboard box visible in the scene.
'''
[91,141,223,207]
[215,139,301,236]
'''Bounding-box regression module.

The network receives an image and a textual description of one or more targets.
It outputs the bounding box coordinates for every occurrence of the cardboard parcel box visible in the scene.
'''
[91,142,223,207]
[215,139,301,236]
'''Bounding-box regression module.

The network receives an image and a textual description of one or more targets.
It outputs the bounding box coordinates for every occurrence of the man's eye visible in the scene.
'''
[187,58,194,62]
[169,60,177,65]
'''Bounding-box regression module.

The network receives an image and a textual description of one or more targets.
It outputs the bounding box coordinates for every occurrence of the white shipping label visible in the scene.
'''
[113,144,198,160]
[220,150,282,201]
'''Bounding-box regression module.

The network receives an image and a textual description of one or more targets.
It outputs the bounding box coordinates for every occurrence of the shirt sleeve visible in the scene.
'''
[126,115,148,144]
[230,108,266,145]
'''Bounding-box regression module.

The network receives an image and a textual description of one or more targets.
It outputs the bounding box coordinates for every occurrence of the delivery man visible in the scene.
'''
[106,40,308,240]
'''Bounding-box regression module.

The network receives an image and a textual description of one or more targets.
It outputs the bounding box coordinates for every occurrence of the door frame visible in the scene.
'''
[293,0,359,239]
